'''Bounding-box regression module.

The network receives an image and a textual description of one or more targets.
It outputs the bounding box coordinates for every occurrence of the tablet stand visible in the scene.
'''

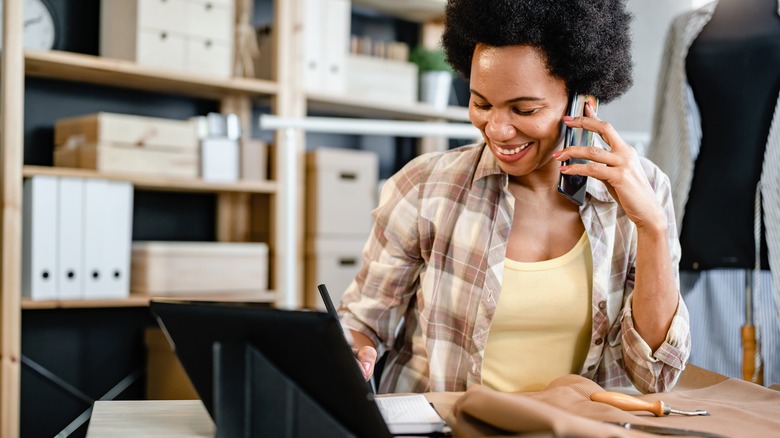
[212,341,356,438]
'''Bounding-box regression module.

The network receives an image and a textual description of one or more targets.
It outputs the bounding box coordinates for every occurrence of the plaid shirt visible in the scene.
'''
[339,143,690,394]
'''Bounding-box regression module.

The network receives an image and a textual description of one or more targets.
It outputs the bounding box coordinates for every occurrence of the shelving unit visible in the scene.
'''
[1,0,457,434]
[25,50,279,99]
[23,165,278,194]
[307,91,469,121]
[21,291,276,310]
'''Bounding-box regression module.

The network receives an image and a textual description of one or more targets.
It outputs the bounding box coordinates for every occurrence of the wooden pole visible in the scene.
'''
[0,0,25,435]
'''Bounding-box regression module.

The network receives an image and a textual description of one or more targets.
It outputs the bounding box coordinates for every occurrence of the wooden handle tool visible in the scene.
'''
[591,392,710,416]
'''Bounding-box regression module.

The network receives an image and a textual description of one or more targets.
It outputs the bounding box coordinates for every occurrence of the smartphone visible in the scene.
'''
[557,93,599,206]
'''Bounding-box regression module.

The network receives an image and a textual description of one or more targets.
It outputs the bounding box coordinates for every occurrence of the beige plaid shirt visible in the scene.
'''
[339,143,690,394]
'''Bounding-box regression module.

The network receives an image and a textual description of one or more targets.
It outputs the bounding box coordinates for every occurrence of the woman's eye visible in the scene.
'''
[472,102,491,110]
[513,107,539,116]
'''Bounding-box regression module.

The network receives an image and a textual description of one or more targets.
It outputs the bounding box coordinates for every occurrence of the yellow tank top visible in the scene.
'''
[481,232,593,392]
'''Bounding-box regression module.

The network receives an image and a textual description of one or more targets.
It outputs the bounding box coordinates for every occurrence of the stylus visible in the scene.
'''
[319,283,378,394]
[317,283,339,319]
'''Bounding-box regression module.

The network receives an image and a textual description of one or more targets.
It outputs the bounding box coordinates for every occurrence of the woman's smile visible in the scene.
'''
[492,141,534,162]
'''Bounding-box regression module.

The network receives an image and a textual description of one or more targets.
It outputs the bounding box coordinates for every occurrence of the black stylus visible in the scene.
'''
[317,283,339,318]
[319,283,377,393]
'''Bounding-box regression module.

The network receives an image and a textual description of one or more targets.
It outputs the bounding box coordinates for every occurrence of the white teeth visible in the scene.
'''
[497,142,531,155]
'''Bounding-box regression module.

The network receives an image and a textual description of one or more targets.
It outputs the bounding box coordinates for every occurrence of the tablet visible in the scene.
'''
[149,300,392,437]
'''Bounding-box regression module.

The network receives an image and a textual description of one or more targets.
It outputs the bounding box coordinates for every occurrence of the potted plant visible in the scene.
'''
[409,45,454,109]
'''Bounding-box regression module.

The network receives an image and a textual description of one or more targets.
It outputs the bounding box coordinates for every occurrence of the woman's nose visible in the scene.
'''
[484,112,516,141]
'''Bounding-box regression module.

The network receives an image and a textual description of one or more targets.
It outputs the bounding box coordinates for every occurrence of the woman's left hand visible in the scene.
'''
[554,103,665,231]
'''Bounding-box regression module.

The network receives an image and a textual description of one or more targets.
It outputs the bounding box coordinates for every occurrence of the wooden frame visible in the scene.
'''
[1,0,25,435]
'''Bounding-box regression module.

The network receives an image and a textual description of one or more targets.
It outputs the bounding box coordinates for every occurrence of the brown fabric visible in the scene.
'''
[453,374,780,437]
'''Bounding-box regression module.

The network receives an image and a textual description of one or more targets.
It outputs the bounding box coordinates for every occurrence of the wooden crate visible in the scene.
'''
[346,54,418,104]
[55,141,199,178]
[131,241,269,295]
[54,112,198,150]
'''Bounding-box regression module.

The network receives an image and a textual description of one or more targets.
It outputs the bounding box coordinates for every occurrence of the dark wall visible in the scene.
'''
[21,308,155,438]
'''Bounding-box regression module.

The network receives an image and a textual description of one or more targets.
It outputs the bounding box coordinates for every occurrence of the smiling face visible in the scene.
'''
[469,44,569,185]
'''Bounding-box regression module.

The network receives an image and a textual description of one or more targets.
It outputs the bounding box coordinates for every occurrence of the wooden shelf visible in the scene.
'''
[25,50,279,100]
[352,0,445,22]
[21,291,277,310]
[307,91,470,122]
[23,166,278,194]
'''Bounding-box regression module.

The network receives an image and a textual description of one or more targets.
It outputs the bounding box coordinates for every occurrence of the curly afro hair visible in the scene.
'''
[442,0,633,103]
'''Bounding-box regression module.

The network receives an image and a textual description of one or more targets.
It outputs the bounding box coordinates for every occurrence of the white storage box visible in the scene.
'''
[305,237,366,311]
[254,0,350,91]
[130,241,268,295]
[306,148,378,237]
[346,54,418,104]
[100,0,234,77]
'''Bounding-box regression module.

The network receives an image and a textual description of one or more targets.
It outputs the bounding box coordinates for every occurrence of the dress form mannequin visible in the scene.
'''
[680,0,780,270]
[679,0,780,385]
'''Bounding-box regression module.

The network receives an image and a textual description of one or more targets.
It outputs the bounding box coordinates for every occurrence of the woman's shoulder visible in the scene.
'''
[393,143,485,181]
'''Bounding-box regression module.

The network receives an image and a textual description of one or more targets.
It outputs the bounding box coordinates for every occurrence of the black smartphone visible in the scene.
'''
[557,93,599,206]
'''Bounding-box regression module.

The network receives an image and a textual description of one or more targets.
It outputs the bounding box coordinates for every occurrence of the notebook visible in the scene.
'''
[150,300,447,437]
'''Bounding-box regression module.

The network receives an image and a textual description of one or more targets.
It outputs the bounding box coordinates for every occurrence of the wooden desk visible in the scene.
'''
[85,365,728,437]
[86,400,215,438]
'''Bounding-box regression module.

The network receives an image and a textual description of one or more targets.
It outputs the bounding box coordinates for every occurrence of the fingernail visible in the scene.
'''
[551,151,562,158]
[563,115,574,121]
[363,362,371,373]
[560,165,568,172]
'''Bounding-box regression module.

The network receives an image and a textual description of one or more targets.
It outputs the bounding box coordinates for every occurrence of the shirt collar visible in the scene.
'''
[473,143,504,184]
[471,142,615,204]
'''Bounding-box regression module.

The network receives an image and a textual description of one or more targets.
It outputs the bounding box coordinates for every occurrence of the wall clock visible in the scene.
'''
[0,0,59,51]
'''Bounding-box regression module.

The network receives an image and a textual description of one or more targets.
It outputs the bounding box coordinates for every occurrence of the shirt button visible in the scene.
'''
[598,301,606,310]
[595,338,604,346]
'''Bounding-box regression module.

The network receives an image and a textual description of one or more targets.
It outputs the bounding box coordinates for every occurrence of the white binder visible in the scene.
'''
[303,0,323,91]
[322,0,350,93]
[82,179,112,298]
[22,176,58,300]
[57,177,85,300]
[104,180,133,299]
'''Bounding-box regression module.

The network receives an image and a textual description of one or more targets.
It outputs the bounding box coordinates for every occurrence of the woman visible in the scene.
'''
[339,0,690,394]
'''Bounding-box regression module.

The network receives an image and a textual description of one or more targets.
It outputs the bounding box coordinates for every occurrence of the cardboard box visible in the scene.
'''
[55,142,199,178]
[346,54,418,104]
[54,112,200,178]
[305,237,366,311]
[306,148,378,237]
[100,0,234,77]
[240,139,268,181]
[55,112,198,151]
[131,241,269,295]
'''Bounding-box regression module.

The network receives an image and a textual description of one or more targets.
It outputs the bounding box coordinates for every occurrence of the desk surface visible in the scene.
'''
[86,365,728,437]
[87,400,215,438]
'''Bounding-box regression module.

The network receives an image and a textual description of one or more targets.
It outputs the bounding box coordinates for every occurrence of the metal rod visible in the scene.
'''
[276,127,299,309]
[259,114,481,139]
[55,367,143,437]
[746,269,754,325]
[21,355,93,405]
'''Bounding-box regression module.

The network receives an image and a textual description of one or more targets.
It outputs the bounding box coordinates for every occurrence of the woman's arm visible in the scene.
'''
[631,219,679,350]
[556,105,680,350]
